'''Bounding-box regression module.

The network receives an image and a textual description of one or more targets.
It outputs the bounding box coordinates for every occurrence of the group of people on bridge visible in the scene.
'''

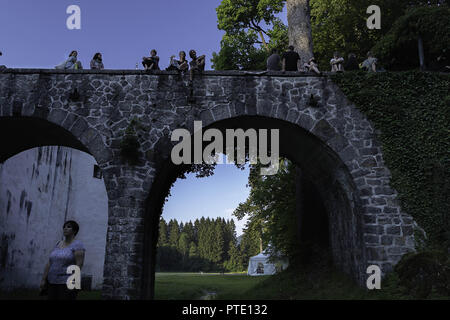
[267,46,384,74]
[53,49,205,84]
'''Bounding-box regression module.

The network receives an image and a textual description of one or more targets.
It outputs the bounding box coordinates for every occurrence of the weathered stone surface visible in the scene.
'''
[0,69,419,300]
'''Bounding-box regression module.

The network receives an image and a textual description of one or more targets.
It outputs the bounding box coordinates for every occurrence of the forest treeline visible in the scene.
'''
[156,217,261,272]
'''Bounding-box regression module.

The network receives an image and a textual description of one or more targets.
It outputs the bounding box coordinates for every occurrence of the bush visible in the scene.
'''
[394,250,450,298]
[372,6,450,70]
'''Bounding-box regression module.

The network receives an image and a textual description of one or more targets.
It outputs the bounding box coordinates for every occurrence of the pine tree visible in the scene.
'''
[189,241,198,258]
[178,232,190,257]
[168,219,180,247]
[158,218,168,246]
[226,240,243,272]
[211,221,225,264]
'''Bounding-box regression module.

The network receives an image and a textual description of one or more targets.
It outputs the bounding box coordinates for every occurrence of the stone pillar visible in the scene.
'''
[101,165,148,300]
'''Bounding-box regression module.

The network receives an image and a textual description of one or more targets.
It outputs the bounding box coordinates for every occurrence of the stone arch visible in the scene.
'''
[0,116,112,292]
[139,106,416,299]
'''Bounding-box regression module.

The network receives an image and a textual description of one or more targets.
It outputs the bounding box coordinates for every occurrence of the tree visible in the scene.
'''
[178,232,190,258]
[189,241,198,258]
[287,0,314,63]
[212,31,268,70]
[372,6,450,70]
[211,222,225,264]
[213,0,288,70]
[225,240,244,271]
[309,0,447,68]
[168,219,180,247]
[234,160,299,262]
[216,0,286,51]
[158,218,168,246]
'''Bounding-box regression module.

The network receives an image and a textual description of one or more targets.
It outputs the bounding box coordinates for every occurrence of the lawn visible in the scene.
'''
[2,270,446,300]
[154,272,268,300]
[0,273,267,300]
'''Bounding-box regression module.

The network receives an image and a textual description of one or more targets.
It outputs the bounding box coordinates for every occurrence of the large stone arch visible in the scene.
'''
[0,70,419,299]
[137,75,417,299]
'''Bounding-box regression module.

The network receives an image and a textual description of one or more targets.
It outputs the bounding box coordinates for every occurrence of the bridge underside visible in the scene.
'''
[142,116,367,299]
[0,117,89,163]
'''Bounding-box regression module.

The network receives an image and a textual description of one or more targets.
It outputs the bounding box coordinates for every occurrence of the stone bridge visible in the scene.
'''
[0,69,418,299]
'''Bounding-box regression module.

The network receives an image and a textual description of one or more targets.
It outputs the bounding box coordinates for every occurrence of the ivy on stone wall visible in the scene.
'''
[332,71,450,249]
[120,118,142,165]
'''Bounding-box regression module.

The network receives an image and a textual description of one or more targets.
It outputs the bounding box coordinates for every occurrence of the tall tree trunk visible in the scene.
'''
[287,0,314,64]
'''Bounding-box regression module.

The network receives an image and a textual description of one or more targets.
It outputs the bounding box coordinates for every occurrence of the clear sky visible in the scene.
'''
[0,0,288,236]
[0,0,287,70]
[0,0,226,69]
[162,163,250,236]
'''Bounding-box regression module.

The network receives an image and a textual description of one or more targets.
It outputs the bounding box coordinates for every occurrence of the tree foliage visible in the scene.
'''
[213,0,288,70]
[216,0,286,50]
[372,6,450,70]
[332,71,450,250]
[156,217,245,272]
[213,0,448,70]
[234,160,299,262]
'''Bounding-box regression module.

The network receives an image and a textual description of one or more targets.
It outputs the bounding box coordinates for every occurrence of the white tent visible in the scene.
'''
[247,251,288,276]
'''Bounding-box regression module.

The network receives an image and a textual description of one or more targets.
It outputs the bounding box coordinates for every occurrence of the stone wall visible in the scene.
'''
[0,69,420,299]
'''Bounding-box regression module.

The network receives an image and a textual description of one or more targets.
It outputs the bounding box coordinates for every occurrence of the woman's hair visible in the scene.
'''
[63,220,80,236]
[151,49,157,55]
[93,52,102,60]
[179,51,186,57]
[69,50,77,57]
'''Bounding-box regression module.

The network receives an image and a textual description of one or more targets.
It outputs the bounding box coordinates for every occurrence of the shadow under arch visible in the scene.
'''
[0,117,90,163]
[142,115,367,299]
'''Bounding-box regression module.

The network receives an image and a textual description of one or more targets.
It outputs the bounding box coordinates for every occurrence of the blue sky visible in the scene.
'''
[162,163,250,236]
[0,0,287,70]
[0,0,289,235]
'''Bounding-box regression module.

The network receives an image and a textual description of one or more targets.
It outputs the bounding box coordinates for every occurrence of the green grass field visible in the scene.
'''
[0,273,266,300]
[154,272,268,300]
[1,269,448,300]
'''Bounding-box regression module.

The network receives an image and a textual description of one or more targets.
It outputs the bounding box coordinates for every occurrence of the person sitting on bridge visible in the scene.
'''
[142,49,160,71]
[361,52,378,72]
[55,51,83,70]
[344,53,359,71]
[282,45,301,72]
[0,51,5,71]
[267,48,281,71]
[188,49,205,83]
[90,52,104,70]
[330,52,345,72]
[303,57,321,75]
[166,51,189,73]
